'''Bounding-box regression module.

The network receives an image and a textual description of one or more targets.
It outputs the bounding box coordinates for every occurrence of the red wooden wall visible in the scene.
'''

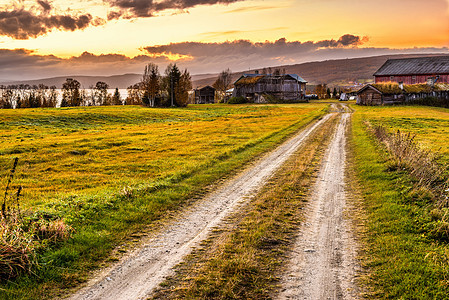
[375,74,449,84]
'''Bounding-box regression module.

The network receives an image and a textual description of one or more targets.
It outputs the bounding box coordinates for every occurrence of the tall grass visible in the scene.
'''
[371,125,449,206]
[0,158,72,280]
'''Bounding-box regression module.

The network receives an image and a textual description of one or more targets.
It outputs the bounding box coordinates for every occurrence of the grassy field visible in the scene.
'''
[0,104,327,299]
[351,105,449,298]
[353,105,449,165]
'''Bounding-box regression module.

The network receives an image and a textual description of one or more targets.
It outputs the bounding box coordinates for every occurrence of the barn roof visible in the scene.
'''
[234,73,307,85]
[374,56,449,76]
[234,75,265,85]
[286,74,308,83]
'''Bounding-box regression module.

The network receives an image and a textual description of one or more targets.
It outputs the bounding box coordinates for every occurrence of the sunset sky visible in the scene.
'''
[0,0,448,81]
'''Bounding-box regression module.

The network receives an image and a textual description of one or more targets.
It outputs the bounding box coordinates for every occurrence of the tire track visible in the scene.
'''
[277,108,359,299]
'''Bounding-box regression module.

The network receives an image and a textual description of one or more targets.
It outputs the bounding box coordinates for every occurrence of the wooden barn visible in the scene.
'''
[374,56,449,85]
[194,86,215,104]
[232,73,307,103]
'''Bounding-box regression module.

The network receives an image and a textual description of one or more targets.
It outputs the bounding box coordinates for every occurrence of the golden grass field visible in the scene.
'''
[0,104,326,208]
[0,103,329,299]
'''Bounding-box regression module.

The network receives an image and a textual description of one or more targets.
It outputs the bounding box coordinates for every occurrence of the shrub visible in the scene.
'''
[408,96,449,108]
[228,96,247,104]
[371,125,449,206]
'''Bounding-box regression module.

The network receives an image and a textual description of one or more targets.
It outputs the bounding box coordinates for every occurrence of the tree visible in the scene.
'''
[213,68,233,94]
[62,78,81,107]
[141,63,160,107]
[316,84,328,99]
[126,83,143,105]
[112,88,122,105]
[48,86,58,107]
[163,64,182,107]
[333,87,338,99]
[94,81,109,106]
[175,69,192,107]
[326,88,331,99]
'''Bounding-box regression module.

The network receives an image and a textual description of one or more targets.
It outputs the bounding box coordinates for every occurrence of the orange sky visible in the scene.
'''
[1,0,448,57]
[0,0,448,79]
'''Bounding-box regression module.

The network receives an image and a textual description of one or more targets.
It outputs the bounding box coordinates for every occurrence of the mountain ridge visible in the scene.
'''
[2,53,445,89]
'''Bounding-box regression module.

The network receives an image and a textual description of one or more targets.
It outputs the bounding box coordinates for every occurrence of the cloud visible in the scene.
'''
[224,5,280,13]
[0,1,105,39]
[0,49,160,81]
[143,35,369,59]
[106,0,247,20]
[0,35,448,82]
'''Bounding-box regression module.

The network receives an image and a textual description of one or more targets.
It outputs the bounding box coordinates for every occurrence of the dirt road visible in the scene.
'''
[69,113,334,300]
[277,108,359,299]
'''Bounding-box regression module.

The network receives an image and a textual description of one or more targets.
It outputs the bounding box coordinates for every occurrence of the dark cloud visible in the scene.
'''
[0,38,448,82]
[0,2,105,39]
[106,0,245,19]
[143,35,368,58]
[37,0,52,12]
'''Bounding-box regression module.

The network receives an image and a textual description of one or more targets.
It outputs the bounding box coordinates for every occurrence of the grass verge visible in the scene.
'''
[151,114,338,299]
[351,110,449,299]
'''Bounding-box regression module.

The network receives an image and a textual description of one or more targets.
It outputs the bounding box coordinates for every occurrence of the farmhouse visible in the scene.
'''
[232,73,307,103]
[357,82,449,106]
[193,86,216,104]
[374,56,449,85]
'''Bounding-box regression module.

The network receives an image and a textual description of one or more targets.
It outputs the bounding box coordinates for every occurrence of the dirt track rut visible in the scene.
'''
[69,113,334,300]
[278,107,359,299]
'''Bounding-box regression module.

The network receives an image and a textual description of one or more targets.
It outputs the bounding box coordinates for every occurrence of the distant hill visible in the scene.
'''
[1,73,218,89]
[1,74,142,89]
[193,53,447,88]
[2,53,445,89]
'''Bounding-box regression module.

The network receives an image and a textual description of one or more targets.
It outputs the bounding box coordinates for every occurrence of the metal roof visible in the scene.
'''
[374,56,449,76]
[234,73,307,85]
[286,74,308,83]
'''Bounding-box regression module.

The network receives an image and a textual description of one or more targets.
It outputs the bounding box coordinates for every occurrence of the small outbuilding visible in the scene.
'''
[357,82,449,105]
[356,83,404,105]
[194,86,216,104]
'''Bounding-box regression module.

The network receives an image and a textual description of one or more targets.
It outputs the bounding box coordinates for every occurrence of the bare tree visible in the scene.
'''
[94,81,109,106]
[112,88,122,105]
[141,63,160,107]
[62,78,81,107]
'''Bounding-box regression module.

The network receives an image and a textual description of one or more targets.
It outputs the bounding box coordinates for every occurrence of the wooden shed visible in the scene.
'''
[232,73,307,103]
[356,84,404,105]
[194,86,216,104]
[374,56,449,85]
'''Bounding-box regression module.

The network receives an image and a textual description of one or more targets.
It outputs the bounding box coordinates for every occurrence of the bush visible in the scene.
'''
[408,96,449,108]
[228,96,247,104]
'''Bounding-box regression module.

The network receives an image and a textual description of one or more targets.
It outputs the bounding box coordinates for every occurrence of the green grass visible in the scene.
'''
[350,107,449,299]
[0,104,327,299]
[353,105,449,165]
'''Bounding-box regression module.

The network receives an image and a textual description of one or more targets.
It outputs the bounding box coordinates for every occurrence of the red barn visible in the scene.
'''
[374,56,449,85]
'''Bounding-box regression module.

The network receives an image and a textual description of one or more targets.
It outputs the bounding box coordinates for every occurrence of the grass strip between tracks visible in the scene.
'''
[151,114,339,299]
